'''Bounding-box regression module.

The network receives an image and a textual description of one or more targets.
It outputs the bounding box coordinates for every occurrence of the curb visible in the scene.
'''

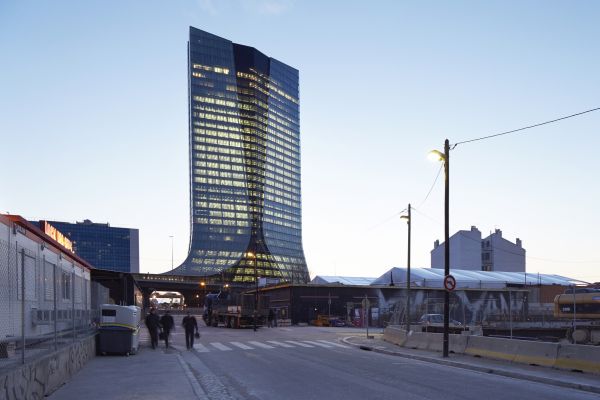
[341,336,600,395]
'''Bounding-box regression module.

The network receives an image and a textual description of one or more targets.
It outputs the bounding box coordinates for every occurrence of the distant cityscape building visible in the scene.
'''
[31,219,139,273]
[168,27,309,284]
[431,227,525,272]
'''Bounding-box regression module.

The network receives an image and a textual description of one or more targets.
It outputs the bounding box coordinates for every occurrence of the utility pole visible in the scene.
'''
[401,204,411,332]
[406,204,411,332]
[443,138,450,358]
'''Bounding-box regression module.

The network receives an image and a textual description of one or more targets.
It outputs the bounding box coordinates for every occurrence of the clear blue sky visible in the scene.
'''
[2,1,600,282]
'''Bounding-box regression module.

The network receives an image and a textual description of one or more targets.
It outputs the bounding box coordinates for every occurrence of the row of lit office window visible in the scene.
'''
[194,161,245,172]
[264,202,301,217]
[237,71,299,105]
[194,104,239,117]
[194,217,249,226]
[262,221,303,237]
[263,184,300,201]
[193,142,300,169]
[262,216,301,230]
[194,202,247,211]
[194,128,299,157]
[265,194,300,209]
[192,95,237,108]
[193,165,299,190]
[195,96,296,130]
[193,118,301,156]
[266,149,300,167]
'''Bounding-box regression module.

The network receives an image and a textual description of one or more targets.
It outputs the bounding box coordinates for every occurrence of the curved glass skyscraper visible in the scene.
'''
[168,27,309,285]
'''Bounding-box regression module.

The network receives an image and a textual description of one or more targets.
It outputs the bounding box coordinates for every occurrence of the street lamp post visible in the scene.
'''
[400,204,411,333]
[247,252,257,332]
[200,281,205,307]
[429,139,451,358]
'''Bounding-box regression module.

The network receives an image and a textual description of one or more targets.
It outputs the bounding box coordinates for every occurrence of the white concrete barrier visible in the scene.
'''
[404,332,430,350]
[383,326,406,346]
[449,334,469,354]
[513,340,559,367]
[555,344,600,374]
[384,328,600,376]
[464,336,518,362]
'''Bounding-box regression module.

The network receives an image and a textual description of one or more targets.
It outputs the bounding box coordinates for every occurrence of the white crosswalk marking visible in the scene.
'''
[266,340,294,348]
[210,342,233,351]
[248,341,274,349]
[317,340,350,348]
[303,340,332,348]
[193,339,350,353]
[230,341,253,350]
[193,343,210,353]
[285,340,314,348]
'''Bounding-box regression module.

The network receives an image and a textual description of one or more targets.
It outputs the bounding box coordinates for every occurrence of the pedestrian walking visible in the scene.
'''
[182,311,199,350]
[145,308,161,350]
[268,309,274,328]
[160,310,175,348]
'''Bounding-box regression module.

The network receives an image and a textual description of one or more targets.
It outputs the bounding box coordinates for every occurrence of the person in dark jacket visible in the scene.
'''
[182,311,199,350]
[145,308,161,349]
[268,309,274,328]
[160,310,175,348]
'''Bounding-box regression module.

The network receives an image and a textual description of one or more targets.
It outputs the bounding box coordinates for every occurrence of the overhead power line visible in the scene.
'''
[453,107,600,147]
[418,165,443,207]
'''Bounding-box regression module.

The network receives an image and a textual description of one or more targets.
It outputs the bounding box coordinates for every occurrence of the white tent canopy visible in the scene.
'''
[371,267,589,289]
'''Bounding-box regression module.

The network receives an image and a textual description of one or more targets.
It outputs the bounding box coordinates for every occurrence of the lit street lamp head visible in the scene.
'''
[428,149,446,163]
[400,215,410,223]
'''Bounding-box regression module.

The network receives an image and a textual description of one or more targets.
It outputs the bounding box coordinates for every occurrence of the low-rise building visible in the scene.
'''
[431,226,525,272]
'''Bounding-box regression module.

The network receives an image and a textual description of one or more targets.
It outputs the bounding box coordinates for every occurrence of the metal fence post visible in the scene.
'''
[20,248,25,365]
[72,269,75,342]
[508,290,513,339]
[53,262,57,349]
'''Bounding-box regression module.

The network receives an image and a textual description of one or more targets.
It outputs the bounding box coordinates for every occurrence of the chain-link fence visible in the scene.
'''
[387,288,532,329]
[0,237,105,374]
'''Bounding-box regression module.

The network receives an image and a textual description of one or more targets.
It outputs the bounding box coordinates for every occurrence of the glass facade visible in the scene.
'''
[169,27,309,284]
[37,220,140,273]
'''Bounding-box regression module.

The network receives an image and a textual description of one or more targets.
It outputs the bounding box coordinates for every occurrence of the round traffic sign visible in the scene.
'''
[444,274,456,291]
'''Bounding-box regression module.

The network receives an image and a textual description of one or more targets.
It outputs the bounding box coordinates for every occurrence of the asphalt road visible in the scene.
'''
[50,315,598,400]
[173,318,596,400]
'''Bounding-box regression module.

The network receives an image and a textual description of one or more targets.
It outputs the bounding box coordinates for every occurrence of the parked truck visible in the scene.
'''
[203,290,270,329]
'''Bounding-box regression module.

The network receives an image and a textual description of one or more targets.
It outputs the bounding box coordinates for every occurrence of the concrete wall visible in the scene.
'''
[0,334,95,400]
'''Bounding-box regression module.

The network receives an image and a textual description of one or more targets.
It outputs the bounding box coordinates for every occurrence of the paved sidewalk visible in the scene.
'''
[48,344,200,400]
[343,334,600,395]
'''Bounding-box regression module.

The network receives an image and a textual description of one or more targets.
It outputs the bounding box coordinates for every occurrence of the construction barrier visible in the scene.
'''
[404,332,430,350]
[464,335,518,362]
[383,326,406,346]
[382,326,600,375]
[449,334,469,354]
[512,340,559,367]
[554,344,600,374]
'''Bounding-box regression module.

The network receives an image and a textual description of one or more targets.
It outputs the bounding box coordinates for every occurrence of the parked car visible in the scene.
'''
[419,313,462,325]
[418,314,465,333]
